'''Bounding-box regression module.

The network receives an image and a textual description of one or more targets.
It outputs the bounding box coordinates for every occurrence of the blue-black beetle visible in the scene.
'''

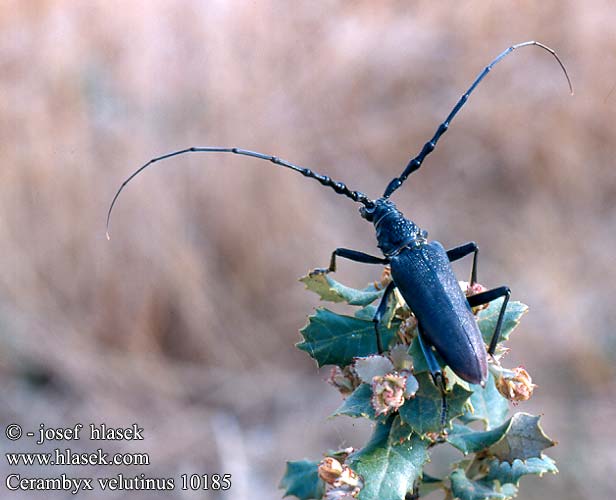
[107,41,571,390]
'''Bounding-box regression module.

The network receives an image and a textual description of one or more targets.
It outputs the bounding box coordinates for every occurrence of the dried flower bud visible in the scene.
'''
[494,366,536,402]
[461,281,489,313]
[327,366,360,396]
[397,316,418,344]
[371,372,408,416]
[374,266,392,290]
[335,466,362,491]
[424,430,448,442]
[318,457,344,484]
[319,459,363,498]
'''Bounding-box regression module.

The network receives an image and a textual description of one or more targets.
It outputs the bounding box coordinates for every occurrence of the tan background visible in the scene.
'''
[1,1,615,499]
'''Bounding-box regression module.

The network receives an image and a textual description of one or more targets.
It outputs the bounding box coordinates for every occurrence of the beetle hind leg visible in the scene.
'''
[417,326,448,429]
[372,281,396,354]
[467,286,511,355]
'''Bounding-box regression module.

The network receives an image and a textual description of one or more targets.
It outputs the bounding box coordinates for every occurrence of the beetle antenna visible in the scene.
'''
[383,40,573,198]
[106,147,374,238]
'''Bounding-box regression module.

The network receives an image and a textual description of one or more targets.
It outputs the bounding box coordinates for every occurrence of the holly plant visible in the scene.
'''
[280,268,556,500]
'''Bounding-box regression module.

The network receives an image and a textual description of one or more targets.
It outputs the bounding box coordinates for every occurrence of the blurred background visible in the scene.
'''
[1,1,615,498]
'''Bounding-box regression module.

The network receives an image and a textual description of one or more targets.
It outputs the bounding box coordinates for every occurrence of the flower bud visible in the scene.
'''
[371,372,408,416]
[327,366,360,396]
[494,366,536,402]
[461,281,489,313]
[397,316,418,344]
[374,266,392,290]
[318,457,344,484]
[319,458,363,498]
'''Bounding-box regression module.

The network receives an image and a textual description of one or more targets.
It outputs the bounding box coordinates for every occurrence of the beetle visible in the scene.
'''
[107,41,571,392]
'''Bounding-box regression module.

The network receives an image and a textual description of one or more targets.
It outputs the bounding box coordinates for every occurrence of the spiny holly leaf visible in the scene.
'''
[408,336,429,374]
[398,373,472,434]
[477,299,527,346]
[418,474,446,497]
[487,413,555,463]
[297,308,396,367]
[332,384,376,420]
[354,304,377,320]
[300,272,383,306]
[484,455,558,486]
[389,415,413,445]
[280,460,325,500]
[349,418,429,500]
[450,469,517,500]
[447,418,512,455]
[459,372,509,430]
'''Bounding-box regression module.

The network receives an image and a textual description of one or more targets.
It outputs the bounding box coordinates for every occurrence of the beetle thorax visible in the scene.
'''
[359,199,426,256]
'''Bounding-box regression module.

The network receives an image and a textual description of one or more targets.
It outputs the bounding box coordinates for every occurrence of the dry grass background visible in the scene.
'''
[1,1,615,499]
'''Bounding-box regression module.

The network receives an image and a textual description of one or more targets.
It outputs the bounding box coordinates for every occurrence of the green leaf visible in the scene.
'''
[450,468,517,500]
[487,413,555,462]
[459,372,509,429]
[297,308,396,367]
[398,373,472,434]
[279,460,325,500]
[332,384,376,420]
[300,272,383,306]
[349,418,429,500]
[484,455,558,486]
[477,300,527,346]
[388,415,413,445]
[418,474,445,497]
[447,417,512,455]
[408,336,430,374]
[354,304,376,320]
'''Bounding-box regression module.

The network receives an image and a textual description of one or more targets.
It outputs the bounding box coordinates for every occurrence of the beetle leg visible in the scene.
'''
[372,281,396,354]
[310,248,389,275]
[417,326,448,428]
[446,241,479,285]
[466,286,511,355]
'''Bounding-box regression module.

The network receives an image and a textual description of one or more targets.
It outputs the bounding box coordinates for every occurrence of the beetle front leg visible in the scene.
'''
[466,286,511,355]
[446,241,478,284]
[310,248,389,275]
[372,281,396,354]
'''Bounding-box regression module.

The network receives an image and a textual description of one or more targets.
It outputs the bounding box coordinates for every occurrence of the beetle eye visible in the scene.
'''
[359,206,375,221]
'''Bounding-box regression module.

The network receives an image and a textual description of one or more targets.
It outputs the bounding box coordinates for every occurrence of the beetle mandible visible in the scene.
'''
[107,41,572,391]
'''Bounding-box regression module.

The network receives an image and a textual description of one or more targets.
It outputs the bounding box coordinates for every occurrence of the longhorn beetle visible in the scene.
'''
[107,41,572,412]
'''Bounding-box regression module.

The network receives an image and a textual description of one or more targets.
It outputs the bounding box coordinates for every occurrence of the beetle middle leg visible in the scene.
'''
[417,325,448,428]
[310,248,389,275]
[446,241,478,284]
[467,286,511,355]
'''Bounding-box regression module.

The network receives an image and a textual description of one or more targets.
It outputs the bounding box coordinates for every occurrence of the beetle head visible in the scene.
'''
[359,198,396,224]
[361,198,426,256]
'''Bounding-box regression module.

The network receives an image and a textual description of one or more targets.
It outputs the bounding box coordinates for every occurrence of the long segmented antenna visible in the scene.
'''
[383,41,573,199]
[106,147,373,238]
